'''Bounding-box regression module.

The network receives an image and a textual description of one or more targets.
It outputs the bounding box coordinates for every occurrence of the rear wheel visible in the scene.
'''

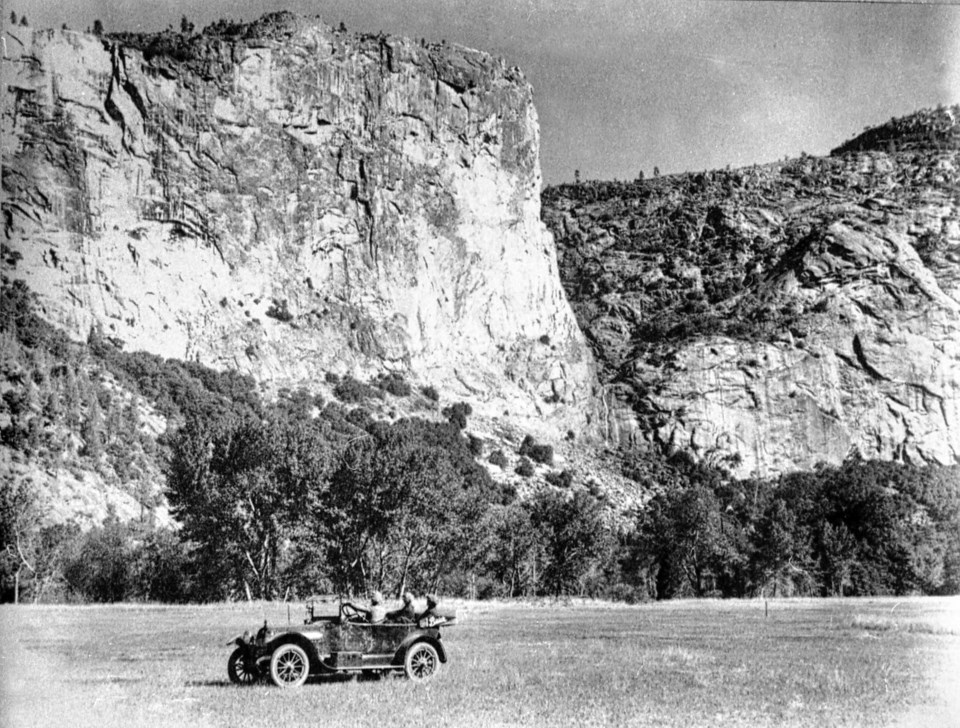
[227,647,259,685]
[404,642,439,681]
[270,644,310,688]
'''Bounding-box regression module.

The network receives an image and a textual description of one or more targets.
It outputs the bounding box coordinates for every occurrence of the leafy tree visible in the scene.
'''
[630,452,743,598]
[0,477,43,602]
[309,418,495,596]
[133,528,193,602]
[62,511,134,602]
[480,503,540,597]
[750,497,816,596]
[165,414,334,600]
[526,489,611,596]
[29,523,81,603]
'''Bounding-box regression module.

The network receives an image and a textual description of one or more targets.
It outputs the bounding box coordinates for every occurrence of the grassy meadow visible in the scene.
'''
[1,597,958,728]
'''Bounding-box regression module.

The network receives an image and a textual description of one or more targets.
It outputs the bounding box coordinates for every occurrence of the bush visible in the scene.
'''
[545,470,574,489]
[519,434,554,466]
[515,456,535,477]
[467,434,483,457]
[421,385,440,402]
[346,407,374,429]
[442,402,472,430]
[375,372,412,397]
[334,375,379,403]
[488,450,508,468]
[265,299,293,322]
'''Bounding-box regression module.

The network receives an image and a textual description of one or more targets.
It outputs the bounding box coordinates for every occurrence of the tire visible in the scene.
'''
[227,647,259,685]
[403,642,440,681]
[270,643,310,688]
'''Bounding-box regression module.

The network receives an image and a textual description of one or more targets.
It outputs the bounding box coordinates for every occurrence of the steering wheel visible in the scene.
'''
[340,602,363,623]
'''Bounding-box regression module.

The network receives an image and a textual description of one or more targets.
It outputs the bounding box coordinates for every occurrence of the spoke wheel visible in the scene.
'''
[270,644,310,688]
[227,647,259,685]
[404,642,439,681]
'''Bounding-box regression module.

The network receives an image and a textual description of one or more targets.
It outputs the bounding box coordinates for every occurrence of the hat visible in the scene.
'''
[426,593,438,607]
[403,591,415,604]
[371,591,383,604]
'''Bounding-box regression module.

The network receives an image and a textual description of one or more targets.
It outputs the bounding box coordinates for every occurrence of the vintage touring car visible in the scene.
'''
[227,598,457,687]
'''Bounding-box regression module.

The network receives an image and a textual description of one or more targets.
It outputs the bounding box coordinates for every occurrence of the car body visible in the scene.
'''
[227,599,457,687]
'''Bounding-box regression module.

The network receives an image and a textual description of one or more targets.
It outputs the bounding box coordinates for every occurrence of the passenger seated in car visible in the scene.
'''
[385,591,417,623]
[417,593,441,626]
[343,591,386,624]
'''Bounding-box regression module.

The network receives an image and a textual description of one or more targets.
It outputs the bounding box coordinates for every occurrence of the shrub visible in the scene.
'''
[519,434,554,466]
[488,450,508,468]
[265,299,293,322]
[346,407,374,429]
[421,385,440,402]
[467,434,483,457]
[375,372,412,397]
[515,456,535,477]
[334,375,379,403]
[442,401,472,430]
[545,470,574,489]
[325,371,340,385]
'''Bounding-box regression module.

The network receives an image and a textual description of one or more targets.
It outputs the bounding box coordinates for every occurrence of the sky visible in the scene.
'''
[12,0,960,185]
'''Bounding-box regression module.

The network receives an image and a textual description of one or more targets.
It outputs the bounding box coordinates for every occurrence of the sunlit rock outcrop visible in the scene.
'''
[2,13,596,436]
[545,109,960,476]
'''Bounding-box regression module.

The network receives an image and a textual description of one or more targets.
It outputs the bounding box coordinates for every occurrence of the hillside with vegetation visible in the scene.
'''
[543,104,960,476]
[3,269,959,604]
[1,10,958,603]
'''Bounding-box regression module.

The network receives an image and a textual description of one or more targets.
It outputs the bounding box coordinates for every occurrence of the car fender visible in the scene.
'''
[393,633,446,666]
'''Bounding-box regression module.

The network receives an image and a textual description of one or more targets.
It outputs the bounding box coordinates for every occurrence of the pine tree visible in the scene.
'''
[81,393,104,459]
[63,366,82,429]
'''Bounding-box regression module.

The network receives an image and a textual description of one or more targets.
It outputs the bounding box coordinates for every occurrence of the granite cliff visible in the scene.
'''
[3,12,958,526]
[2,13,595,441]
[544,105,960,478]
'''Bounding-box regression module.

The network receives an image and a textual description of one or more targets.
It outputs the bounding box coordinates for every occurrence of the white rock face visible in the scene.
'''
[652,218,960,477]
[546,146,960,478]
[2,16,596,436]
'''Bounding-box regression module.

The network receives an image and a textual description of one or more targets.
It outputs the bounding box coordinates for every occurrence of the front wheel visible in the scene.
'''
[404,642,440,681]
[227,647,259,685]
[270,643,310,688]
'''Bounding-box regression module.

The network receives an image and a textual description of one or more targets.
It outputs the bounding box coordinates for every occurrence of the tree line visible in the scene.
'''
[2,278,959,602]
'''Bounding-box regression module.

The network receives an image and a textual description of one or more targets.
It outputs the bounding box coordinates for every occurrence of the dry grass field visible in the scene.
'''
[1,597,958,728]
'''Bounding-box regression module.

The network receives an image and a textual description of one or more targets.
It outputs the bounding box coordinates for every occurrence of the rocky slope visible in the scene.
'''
[2,13,595,443]
[544,105,960,478]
